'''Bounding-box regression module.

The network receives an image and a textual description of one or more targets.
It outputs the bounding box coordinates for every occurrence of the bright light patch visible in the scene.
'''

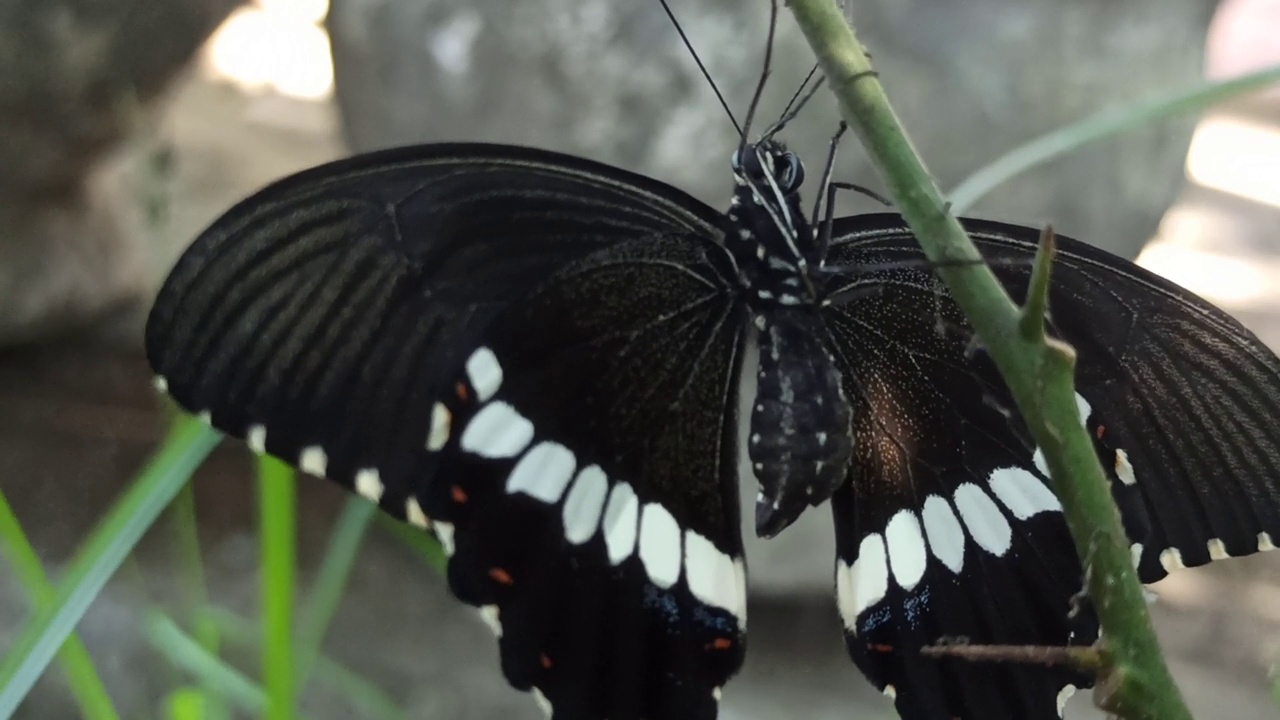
[1136,241,1267,307]
[204,0,334,100]
[1186,117,1280,209]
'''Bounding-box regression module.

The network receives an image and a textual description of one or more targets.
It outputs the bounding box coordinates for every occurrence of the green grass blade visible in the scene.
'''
[0,418,220,720]
[164,687,210,720]
[297,497,376,687]
[309,655,407,720]
[170,484,229,720]
[948,64,1280,214]
[377,515,446,575]
[145,611,268,715]
[0,492,119,720]
[257,456,296,720]
[205,608,405,720]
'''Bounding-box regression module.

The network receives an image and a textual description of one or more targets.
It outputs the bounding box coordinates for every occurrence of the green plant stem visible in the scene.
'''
[949,64,1280,214]
[0,492,119,720]
[257,456,297,720]
[0,418,220,720]
[786,3,1193,719]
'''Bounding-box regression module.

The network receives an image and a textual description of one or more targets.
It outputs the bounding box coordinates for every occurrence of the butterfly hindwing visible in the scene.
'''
[820,214,1280,719]
[433,235,748,719]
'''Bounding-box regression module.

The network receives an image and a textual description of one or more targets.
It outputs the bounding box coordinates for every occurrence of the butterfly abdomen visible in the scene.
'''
[750,308,853,538]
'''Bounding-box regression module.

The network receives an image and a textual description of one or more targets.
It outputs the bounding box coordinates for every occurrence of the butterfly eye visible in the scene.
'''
[777,152,804,193]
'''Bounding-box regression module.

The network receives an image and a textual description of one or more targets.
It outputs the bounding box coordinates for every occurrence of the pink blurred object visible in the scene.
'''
[1207,0,1280,99]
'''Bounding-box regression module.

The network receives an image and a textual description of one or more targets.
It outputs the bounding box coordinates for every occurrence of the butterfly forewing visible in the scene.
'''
[820,214,1280,719]
[146,143,724,516]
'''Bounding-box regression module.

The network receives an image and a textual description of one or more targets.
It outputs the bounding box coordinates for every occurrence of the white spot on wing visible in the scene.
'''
[434,520,456,556]
[1057,684,1077,717]
[354,468,384,502]
[639,503,682,588]
[153,375,169,393]
[1159,547,1185,572]
[836,533,888,631]
[405,497,430,528]
[506,442,576,503]
[603,482,639,565]
[426,403,451,451]
[197,410,212,425]
[299,446,328,476]
[953,483,1012,556]
[988,467,1061,519]
[531,687,552,718]
[1131,542,1144,569]
[1114,449,1137,485]
[884,510,927,590]
[1074,392,1091,425]
[465,347,503,402]
[921,495,965,573]
[478,604,502,637]
[684,530,745,620]
[1261,532,1276,552]
[1207,538,1230,560]
[1032,447,1049,477]
[246,425,266,454]
[883,684,897,699]
[459,402,534,459]
[561,465,608,544]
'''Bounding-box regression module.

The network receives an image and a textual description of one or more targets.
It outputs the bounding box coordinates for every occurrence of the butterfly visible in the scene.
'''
[144,10,1280,720]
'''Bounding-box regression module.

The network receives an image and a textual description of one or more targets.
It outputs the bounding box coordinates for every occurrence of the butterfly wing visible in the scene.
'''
[146,143,749,719]
[442,235,748,719]
[820,213,1280,719]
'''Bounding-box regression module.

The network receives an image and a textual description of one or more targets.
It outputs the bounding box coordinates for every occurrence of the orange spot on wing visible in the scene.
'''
[540,652,553,669]
[1095,424,1106,439]
[455,382,469,401]
[451,485,468,504]
[707,637,734,651]
[868,643,895,653]
[488,567,514,585]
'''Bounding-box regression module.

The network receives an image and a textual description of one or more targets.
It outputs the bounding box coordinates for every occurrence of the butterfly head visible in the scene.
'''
[730,139,805,196]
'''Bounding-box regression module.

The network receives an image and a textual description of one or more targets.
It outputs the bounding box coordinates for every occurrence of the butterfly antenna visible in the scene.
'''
[763,65,825,141]
[658,0,742,137]
[739,0,780,150]
[780,64,821,121]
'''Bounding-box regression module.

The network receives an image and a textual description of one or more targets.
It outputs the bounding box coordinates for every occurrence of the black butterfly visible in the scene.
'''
[145,135,1280,719]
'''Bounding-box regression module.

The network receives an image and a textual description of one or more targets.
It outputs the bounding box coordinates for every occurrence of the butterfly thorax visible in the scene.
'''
[724,140,822,306]
[727,141,855,538]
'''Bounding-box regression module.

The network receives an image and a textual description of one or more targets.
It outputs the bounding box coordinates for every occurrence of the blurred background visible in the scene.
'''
[1,0,1279,717]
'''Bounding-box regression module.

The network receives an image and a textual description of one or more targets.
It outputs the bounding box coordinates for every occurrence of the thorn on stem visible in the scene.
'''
[1019,224,1057,341]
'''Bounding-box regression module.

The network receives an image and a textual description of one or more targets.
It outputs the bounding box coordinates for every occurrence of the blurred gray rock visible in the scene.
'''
[0,0,241,344]
[328,0,1216,594]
